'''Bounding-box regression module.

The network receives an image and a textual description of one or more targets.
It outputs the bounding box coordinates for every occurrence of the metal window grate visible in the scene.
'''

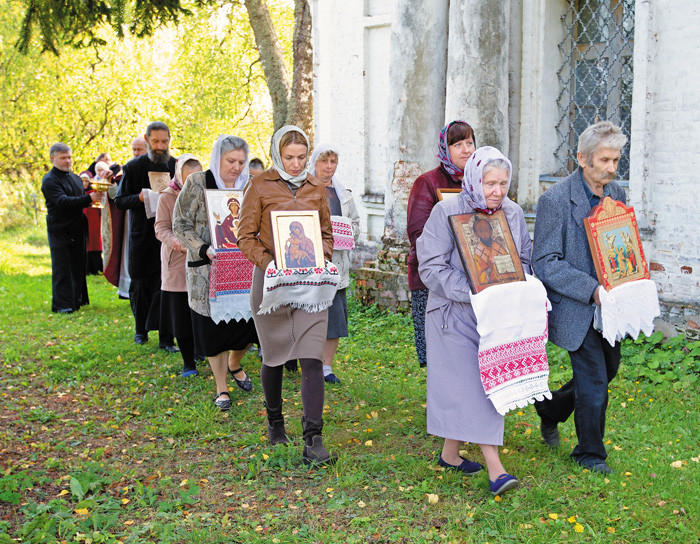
[554,0,635,179]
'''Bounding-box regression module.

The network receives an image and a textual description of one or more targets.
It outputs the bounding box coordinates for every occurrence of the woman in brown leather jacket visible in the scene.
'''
[237,125,337,466]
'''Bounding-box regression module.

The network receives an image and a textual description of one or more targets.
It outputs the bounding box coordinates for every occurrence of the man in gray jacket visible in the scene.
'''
[532,121,628,474]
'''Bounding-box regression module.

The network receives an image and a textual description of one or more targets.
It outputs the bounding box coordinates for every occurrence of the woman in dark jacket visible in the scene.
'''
[406,120,476,368]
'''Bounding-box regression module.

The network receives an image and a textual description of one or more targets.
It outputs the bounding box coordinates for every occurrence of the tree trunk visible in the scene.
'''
[287,0,314,142]
[244,0,291,132]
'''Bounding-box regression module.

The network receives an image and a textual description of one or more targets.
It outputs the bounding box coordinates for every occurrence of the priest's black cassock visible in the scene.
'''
[41,167,92,312]
[115,153,176,340]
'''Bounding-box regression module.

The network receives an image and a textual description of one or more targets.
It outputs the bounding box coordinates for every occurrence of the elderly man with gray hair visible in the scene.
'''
[532,121,628,474]
[41,142,105,313]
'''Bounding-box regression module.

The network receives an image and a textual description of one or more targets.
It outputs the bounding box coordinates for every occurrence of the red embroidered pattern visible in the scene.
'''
[209,249,254,298]
[479,334,549,391]
[331,217,354,250]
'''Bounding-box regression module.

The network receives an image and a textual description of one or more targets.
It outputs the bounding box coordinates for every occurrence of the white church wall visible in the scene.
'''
[629,0,700,309]
[312,0,393,245]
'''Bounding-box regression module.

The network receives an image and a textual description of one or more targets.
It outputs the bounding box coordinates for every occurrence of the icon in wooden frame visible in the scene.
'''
[205,189,244,250]
[437,188,462,201]
[584,196,650,290]
[449,210,525,293]
[270,210,325,269]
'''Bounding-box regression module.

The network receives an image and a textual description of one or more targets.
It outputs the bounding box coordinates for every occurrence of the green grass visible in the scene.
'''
[0,224,698,543]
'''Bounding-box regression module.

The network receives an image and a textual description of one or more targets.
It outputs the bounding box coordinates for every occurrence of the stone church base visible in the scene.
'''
[355,248,411,313]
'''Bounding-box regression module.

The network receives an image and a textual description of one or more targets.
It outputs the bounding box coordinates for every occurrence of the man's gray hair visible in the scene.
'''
[577,121,628,159]
[49,142,71,157]
[482,158,511,176]
[146,121,170,137]
[219,135,249,158]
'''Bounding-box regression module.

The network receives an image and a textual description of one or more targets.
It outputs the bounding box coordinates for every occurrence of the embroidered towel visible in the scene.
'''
[595,278,660,346]
[258,260,340,315]
[208,248,255,323]
[470,274,552,415]
[330,215,355,250]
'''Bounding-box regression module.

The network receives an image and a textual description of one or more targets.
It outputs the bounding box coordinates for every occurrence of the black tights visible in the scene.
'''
[177,336,196,372]
[260,359,324,421]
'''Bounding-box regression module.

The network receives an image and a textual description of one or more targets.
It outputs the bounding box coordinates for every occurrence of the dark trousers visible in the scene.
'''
[535,326,621,466]
[129,273,160,336]
[49,234,88,312]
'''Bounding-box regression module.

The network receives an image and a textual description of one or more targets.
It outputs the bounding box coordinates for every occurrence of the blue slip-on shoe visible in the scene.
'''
[489,473,519,495]
[182,369,199,378]
[438,455,483,476]
[324,373,341,384]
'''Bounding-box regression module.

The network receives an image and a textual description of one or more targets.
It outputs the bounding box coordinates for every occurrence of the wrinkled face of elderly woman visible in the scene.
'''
[220,149,247,185]
[281,143,308,177]
[482,166,509,210]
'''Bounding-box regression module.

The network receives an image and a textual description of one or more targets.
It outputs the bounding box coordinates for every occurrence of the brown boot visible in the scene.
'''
[301,417,338,466]
[265,402,290,445]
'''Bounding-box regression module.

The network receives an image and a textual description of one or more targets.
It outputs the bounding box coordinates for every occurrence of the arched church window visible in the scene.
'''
[554,0,635,180]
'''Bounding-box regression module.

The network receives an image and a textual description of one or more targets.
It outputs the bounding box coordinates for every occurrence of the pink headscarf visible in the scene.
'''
[461,146,512,214]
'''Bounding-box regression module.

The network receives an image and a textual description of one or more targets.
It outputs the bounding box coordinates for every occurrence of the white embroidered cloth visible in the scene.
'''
[470,274,552,415]
[208,248,255,324]
[258,260,340,315]
[330,215,355,250]
[594,279,660,346]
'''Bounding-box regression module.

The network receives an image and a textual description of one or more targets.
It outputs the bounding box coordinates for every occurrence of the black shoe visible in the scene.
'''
[55,308,75,314]
[228,367,253,392]
[134,333,148,345]
[540,418,560,447]
[324,373,341,384]
[214,392,232,411]
[585,462,614,475]
[284,360,298,372]
[159,343,180,353]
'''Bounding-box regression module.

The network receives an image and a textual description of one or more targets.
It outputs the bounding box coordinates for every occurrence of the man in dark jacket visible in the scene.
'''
[115,122,177,348]
[41,143,104,313]
[532,121,628,474]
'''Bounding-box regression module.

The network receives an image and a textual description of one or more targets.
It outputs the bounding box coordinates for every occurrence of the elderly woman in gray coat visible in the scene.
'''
[417,146,531,496]
[308,143,360,384]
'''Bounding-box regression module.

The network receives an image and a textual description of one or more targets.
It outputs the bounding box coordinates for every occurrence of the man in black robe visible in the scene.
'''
[41,143,104,313]
[115,122,177,349]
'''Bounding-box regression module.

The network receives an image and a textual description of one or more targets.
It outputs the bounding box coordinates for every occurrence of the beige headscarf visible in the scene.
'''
[270,125,310,187]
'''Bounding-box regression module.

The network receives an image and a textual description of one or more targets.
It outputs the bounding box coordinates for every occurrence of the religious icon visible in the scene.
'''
[270,210,325,269]
[205,189,244,250]
[437,188,462,201]
[147,171,170,193]
[584,196,650,290]
[449,210,526,293]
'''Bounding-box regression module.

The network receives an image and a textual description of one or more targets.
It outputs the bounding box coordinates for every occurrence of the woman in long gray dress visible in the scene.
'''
[237,126,337,466]
[417,146,532,495]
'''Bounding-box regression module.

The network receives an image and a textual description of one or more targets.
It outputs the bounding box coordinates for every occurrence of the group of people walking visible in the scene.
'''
[42,117,628,491]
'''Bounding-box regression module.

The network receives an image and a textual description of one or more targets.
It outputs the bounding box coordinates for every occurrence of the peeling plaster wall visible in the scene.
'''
[445,0,510,153]
[629,0,700,307]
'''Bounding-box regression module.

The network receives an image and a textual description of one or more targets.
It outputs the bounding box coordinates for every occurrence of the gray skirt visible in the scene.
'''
[250,265,328,367]
[425,300,504,445]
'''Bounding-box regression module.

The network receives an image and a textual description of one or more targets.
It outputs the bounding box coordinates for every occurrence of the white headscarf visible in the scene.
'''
[308,142,347,202]
[171,153,199,192]
[461,146,512,214]
[270,125,310,187]
[209,134,250,190]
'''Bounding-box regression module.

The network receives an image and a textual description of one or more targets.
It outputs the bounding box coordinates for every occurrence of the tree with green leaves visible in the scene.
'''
[17,0,314,138]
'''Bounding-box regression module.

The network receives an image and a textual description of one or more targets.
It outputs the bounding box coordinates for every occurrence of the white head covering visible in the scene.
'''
[308,142,347,202]
[461,146,512,214]
[94,161,110,179]
[209,134,250,190]
[270,125,310,187]
[174,153,199,187]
